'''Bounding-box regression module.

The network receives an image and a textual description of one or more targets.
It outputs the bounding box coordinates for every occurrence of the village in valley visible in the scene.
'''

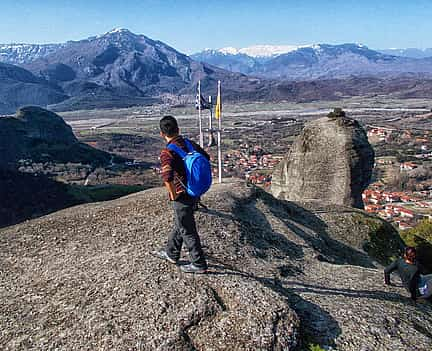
[362,126,432,230]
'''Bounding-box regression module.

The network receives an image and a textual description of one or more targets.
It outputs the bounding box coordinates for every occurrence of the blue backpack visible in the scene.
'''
[167,139,212,197]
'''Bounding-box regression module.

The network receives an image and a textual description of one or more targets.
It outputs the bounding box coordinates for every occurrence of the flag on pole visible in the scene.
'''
[195,93,210,110]
[195,84,210,110]
[215,81,222,119]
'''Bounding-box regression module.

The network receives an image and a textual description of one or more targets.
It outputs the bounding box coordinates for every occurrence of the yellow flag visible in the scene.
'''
[215,81,221,119]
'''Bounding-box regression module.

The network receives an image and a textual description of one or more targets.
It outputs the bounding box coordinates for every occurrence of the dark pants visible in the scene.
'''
[166,194,207,268]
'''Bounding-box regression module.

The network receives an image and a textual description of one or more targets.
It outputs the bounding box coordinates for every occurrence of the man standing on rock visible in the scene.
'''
[154,115,209,273]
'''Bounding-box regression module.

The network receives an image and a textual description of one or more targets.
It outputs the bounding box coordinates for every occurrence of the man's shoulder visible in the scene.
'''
[160,147,173,159]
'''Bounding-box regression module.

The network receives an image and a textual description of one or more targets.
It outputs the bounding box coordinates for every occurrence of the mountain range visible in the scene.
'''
[0,28,267,113]
[191,44,432,80]
[2,29,432,113]
[193,44,432,60]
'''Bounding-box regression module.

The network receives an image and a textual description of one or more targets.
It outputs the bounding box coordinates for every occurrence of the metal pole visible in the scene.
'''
[198,80,204,147]
[217,80,222,184]
[209,95,213,131]
[208,95,215,147]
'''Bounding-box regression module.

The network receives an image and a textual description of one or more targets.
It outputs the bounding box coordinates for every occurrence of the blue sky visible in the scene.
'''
[1,0,431,53]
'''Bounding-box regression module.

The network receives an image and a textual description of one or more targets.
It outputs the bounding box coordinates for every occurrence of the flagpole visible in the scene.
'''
[208,95,213,132]
[217,80,222,184]
[198,80,204,147]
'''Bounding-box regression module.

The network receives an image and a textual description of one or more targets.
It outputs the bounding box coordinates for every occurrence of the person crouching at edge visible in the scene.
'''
[384,247,432,302]
[153,115,209,273]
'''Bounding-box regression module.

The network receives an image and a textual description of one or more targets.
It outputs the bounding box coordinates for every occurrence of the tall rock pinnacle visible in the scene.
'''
[271,113,374,208]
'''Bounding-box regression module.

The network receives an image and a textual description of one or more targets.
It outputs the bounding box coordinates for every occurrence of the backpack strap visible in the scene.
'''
[184,139,196,153]
[167,139,197,158]
[167,143,187,159]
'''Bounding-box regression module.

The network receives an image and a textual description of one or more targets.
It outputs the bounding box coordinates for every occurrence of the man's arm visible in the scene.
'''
[160,149,178,200]
[409,274,420,301]
[384,259,399,285]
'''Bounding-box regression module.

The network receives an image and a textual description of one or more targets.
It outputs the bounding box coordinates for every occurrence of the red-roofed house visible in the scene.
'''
[365,204,383,213]
[399,208,415,218]
[400,162,417,171]
[399,222,413,230]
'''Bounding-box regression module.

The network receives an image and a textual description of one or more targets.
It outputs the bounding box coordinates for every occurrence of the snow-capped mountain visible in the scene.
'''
[218,45,311,58]
[192,43,432,79]
[192,43,378,76]
[379,48,432,59]
[191,45,313,74]
[0,29,146,65]
[0,43,64,65]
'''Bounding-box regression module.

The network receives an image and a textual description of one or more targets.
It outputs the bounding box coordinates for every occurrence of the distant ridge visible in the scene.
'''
[0,43,64,65]
[0,62,67,113]
[192,43,432,79]
[379,48,432,59]
[217,44,313,58]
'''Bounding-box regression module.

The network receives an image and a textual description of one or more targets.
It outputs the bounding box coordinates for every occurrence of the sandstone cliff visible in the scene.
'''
[1,182,430,350]
[271,115,374,209]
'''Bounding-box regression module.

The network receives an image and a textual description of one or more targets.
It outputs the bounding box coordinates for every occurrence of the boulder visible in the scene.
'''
[271,115,374,208]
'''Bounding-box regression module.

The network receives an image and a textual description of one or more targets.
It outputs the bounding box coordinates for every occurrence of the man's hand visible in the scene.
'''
[170,192,180,201]
[164,181,178,201]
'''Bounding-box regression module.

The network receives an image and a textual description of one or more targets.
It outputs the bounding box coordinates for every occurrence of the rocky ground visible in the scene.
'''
[0,181,431,350]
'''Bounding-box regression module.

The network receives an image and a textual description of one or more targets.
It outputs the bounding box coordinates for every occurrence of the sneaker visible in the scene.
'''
[152,250,178,264]
[180,263,208,274]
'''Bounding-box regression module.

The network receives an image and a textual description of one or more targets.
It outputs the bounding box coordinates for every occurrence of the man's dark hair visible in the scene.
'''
[404,246,417,261]
[160,115,179,137]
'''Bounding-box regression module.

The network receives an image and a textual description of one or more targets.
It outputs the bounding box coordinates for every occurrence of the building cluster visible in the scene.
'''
[367,127,395,142]
[220,144,282,184]
[246,173,272,187]
[368,126,431,160]
[363,184,432,230]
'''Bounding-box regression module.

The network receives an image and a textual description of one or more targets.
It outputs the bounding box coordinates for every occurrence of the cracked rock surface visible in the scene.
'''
[0,181,431,350]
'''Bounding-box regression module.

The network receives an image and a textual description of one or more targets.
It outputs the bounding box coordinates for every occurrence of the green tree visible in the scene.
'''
[401,219,432,272]
[327,108,346,118]
[403,219,432,243]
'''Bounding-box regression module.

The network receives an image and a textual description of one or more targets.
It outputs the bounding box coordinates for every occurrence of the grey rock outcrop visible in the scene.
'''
[0,106,110,169]
[0,106,74,169]
[1,181,429,350]
[14,106,77,144]
[271,115,374,208]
